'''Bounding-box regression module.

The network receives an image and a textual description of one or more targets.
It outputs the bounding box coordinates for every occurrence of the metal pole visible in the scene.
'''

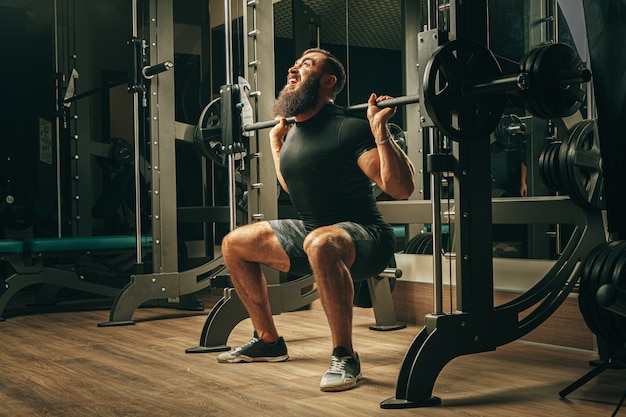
[345,0,350,105]
[131,0,143,264]
[53,0,62,237]
[225,0,237,231]
[429,128,444,314]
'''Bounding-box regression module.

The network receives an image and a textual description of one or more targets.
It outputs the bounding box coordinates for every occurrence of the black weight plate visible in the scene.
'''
[565,120,604,209]
[530,45,567,120]
[404,233,432,254]
[544,144,560,191]
[530,43,585,119]
[417,233,434,255]
[585,241,623,340]
[558,121,585,201]
[519,45,549,119]
[404,233,424,254]
[529,45,561,120]
[562,120,594,207]
[194,97,227,167]
[548,143,563,191]
[597,241,626,340]
[578,242,609,338]
[423,39,505,142]
[539,143,559,191]
[608,243,626,340]
[538,145,551,189]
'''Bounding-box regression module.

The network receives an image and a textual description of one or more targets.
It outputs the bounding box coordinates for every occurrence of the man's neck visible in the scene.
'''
[294,98,333,122]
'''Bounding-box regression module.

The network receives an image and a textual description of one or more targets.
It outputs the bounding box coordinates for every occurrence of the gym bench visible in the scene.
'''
[186,263,405,353]
[0,235,222,323]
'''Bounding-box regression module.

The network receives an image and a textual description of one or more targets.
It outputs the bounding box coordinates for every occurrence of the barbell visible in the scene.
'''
[242,94,421,132]
[194,39,591,165]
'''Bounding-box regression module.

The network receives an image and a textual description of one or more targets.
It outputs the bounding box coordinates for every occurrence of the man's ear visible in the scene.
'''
[321,74,337,89]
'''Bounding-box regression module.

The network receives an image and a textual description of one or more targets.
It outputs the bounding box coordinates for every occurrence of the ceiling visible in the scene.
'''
[0,0,33,6]
[273,0,403,51]
[0,0,404,51]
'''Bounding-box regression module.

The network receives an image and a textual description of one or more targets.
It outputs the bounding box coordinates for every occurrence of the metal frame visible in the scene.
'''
[380,0,606,409]
[99,0,223,326]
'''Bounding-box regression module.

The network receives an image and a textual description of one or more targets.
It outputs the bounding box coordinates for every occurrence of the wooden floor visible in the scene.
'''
[1,292,625,417]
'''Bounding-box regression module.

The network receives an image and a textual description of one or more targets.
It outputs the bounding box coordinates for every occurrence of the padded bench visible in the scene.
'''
[24,235,152,256]
[0,235,152,321]
[1,234,224,324]
[0,240,24,255]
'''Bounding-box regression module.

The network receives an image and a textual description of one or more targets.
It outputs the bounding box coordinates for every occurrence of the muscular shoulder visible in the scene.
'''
[337,114,375,159]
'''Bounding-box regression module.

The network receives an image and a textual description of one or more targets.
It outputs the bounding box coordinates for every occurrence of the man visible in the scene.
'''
[217,48,415,392]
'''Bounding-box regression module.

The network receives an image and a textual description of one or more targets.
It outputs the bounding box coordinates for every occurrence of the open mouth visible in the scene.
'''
[288,76,299,85]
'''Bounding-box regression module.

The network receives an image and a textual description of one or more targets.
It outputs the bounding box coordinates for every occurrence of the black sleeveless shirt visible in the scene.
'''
[279,104,388,232]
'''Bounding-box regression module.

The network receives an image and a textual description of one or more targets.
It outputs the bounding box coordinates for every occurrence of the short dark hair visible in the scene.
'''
[302,48,346,98]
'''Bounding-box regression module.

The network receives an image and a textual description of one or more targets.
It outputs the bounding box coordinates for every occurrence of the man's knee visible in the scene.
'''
[222,226,256,258]
[304,228,353,263]
[221,230,240,259]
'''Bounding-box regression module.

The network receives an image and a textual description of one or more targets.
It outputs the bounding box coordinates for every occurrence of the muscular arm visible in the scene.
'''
[358,93,415,200]
[269,117,291,194]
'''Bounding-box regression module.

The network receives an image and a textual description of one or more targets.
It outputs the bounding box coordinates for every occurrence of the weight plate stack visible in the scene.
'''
[494,114,524,148]
[519,45,549,119]
[558,119,604,210]
[520,43,587,120]
[579,241,626,342]
[404,233,434,255]
[538,142,563,192]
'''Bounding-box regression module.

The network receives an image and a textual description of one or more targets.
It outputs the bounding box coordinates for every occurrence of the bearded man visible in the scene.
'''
[217,48,415,392]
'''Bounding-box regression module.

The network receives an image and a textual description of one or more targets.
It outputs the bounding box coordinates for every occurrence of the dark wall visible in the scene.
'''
[0,7,57,235]
[274,37,404,127]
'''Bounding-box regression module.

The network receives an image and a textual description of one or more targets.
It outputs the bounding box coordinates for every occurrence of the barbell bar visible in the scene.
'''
[195,39,591,164]
[241,45,588,138]
[241,94,421,132]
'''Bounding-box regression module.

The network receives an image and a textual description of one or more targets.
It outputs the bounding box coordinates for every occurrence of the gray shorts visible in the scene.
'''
[268,219,395,280]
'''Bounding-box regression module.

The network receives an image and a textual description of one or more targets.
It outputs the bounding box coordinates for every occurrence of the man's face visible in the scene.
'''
[272,52,327,117]
[284,52,326,91]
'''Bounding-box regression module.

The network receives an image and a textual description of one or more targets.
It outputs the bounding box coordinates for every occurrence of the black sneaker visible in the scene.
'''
[217,334,289,363]
[319,346,362,392]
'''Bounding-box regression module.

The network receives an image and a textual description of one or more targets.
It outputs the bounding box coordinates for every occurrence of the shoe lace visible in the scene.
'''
[233,337,259,353]
[328,355,348,373]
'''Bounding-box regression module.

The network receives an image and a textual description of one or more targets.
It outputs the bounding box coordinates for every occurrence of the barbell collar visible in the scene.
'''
[378,268,403,279]
[142,61,174,79]
[559,68,592,87]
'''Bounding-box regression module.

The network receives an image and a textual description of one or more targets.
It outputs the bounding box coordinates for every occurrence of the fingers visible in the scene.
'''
[369,93,397,112]
[270,116,292,141]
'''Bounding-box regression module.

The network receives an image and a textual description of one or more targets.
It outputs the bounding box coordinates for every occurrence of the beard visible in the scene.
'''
[272,74,321,117]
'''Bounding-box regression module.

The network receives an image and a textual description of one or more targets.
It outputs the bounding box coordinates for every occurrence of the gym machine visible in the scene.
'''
[379,0,604,409]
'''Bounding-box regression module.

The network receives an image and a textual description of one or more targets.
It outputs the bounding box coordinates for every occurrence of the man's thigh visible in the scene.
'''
[268,219,312,276]
[225,221,291,272]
